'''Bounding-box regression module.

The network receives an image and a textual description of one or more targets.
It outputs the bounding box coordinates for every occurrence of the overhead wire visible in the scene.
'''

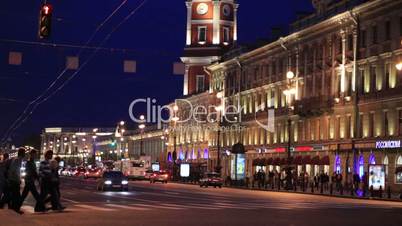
[1,0,150,145]
[0,0,130,144]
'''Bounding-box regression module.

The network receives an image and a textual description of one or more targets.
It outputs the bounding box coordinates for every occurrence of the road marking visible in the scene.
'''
[61,197,80,204]
[105,204,151,211]
[164,191,180,195]
[21,205,35,214]
[75,204,116,212]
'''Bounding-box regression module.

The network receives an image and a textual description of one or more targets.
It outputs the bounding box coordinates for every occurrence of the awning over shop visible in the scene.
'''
[266,158,274,165]
[232,143,246,154]
[252,158,261,166]
[302,155,311,165]
[320,156,330,165]
[395,166,402,174]
[293,156,303,165]
[273,157,281,166]
[311,156,320,165]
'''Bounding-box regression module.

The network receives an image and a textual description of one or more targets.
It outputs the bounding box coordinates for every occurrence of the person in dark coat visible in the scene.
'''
[20,149,44,212]
[39,150,63,211]
[7,148,26,214]
[0,153,10,208]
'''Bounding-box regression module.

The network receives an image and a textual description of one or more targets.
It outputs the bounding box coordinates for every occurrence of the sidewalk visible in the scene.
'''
[0,209,37,226]
[175,180,402,202]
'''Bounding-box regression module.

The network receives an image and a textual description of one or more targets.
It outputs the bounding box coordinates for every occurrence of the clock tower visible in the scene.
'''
[181,0,238,96]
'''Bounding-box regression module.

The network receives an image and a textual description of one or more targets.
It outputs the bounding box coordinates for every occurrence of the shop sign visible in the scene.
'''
[180,163,190,177]
[375,140,401,149]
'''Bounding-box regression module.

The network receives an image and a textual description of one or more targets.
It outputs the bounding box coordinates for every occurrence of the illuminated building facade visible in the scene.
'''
[207,0,402,191]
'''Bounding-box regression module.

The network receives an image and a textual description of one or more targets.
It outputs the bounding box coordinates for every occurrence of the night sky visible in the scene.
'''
[0,0,313,145]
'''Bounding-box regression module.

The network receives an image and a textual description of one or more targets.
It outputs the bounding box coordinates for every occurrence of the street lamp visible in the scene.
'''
[215,92,224,174]
[139,115,146,156]
[283,70,296,190]
[396,62,402,71]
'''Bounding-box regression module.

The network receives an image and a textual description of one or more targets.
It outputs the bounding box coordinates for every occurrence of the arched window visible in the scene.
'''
[203,148,209,159]
[359,155,364,178]
[369,153,376,165]
[383,155,389,175]
[397,156,402,165]
[334,155,341,173]
[383,156,389,165]
[167,152,172,162]
[396,156,402,184]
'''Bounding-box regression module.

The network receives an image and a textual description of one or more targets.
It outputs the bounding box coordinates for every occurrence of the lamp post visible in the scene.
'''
[172,105,179,180]
[283,70,296,190]
[139,115,146,156]
[215,92,224,174]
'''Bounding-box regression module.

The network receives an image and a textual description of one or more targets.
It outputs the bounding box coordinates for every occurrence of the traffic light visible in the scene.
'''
[38,4,53,39]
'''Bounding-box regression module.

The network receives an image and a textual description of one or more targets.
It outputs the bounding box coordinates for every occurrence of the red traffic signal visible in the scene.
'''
[39,4,53,39]
[42,4,52,15]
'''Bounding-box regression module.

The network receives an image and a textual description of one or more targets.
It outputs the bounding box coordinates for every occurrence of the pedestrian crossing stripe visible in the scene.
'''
[105,204,151,211]
[75,204,116,212]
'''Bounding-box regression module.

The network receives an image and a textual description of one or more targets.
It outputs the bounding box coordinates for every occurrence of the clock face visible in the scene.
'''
[197,3,209,15]
[223,5,231,17]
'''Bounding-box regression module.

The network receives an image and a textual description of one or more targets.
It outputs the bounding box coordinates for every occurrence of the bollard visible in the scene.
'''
[311,182,314,193]
[351,185,354,196]
[370,185,374,198]
[340,184,344,195]
[330,183,333,195]
[379,186,383,198]
[387,187,391,199]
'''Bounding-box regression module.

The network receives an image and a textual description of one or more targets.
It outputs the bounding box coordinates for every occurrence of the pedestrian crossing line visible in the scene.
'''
[75,204,116,212]
[21,205,35,214]
[105,204,151,211]
[213,202,253,209]
[136,203,183,210]
[61,197,80,204]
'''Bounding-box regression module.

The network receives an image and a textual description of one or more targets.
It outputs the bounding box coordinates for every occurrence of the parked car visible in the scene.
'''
[97,171,129,192]
[144,169,154,180]
[199,172,223,188]
[150,171,169,184]
[85,168,103,179]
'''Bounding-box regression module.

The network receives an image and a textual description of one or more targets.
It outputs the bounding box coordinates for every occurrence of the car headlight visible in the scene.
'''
[121,180,128,185]
[104,180,112,185]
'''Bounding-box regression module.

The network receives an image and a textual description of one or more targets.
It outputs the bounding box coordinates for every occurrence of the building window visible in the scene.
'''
[400,17,402,36]
[196,75,205,92]
[383,156,389,175]
[399,110,402,136]
[335,155,341,173]
[385,20,391,40]
[198,26,207,44]
[370,66,376,92]
[223,27,230,44]
[359,155,364,179]
[369,153,376,165]
[396,156,402,184]
[360,30,367,48]
[369,112,374,137]
[384,111,389,137]
[372,25,378,44]
[385,63,390,89]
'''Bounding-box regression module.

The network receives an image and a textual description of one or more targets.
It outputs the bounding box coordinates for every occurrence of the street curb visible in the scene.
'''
[172,181,402,203]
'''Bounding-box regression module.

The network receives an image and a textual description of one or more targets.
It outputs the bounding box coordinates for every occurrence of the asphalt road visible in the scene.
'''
[1,178,402,226]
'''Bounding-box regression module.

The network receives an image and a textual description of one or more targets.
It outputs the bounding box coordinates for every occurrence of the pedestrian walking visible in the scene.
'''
[20,149,44,212]
[0,153,10,208]
[6,148,26,214]
[39,150,63,211]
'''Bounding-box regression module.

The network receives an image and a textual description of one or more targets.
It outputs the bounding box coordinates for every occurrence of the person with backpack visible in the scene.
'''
[7,148,26,214]
[0,153,10,208]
